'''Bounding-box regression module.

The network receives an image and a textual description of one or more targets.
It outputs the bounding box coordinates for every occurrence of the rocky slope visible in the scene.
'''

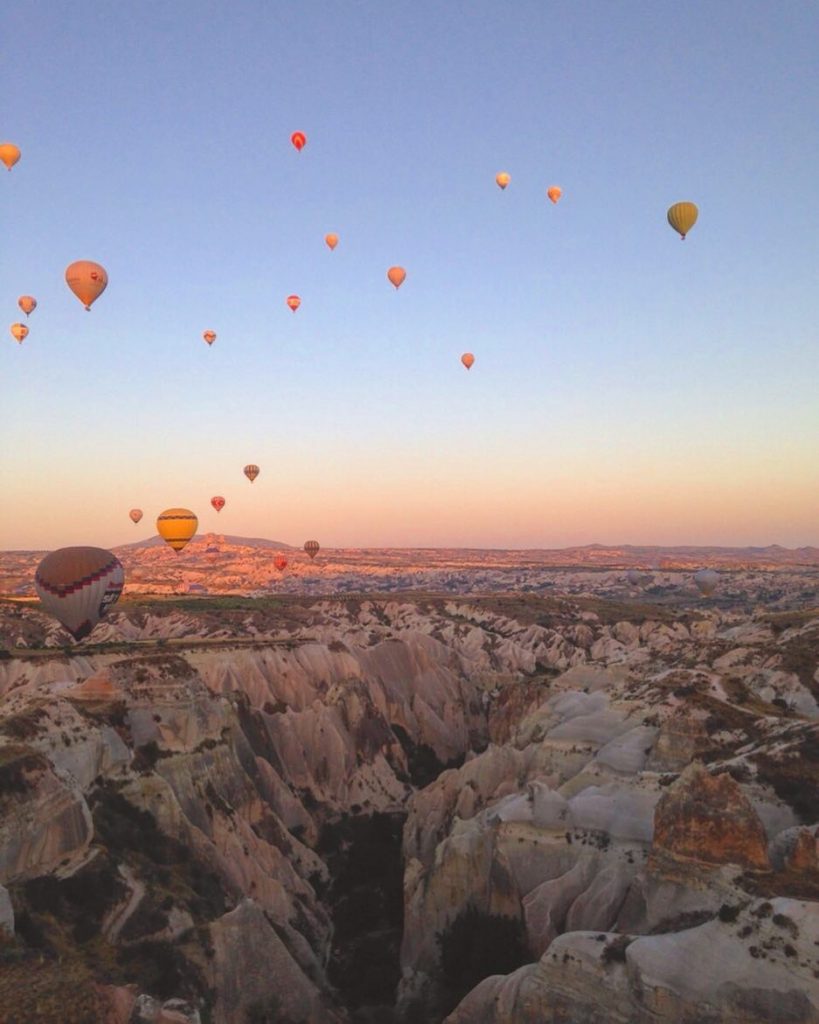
[0,587,817,1023]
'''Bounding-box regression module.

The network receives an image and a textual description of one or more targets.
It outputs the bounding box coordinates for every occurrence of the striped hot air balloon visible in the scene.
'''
[35,546,124,641]
[667,202,698,240]
[304,540,320,559]
[244,464,260,483]
[156,508,198,552]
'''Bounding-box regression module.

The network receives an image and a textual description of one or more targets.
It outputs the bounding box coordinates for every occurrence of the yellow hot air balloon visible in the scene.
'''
[387,266,406,289]
[0,143,21,171]
[496,172,510,190]
[10,323,28,344]
[304,540,320,559]
[244,464,260,483]
[65,261,108,310]
[156,508,198,552]
[667,202,698,240]
[18,296,36,317]
[325,233,339,250]
[35,546,124,641]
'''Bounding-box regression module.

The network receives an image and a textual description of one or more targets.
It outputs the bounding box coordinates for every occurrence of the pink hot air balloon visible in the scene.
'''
[211,496,225,512]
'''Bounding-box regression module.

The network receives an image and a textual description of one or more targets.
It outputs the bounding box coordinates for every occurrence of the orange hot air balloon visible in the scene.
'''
[18,296,36,317]
[211,496,225,512]
[156,508,198,552]
[65,261,108,310]
[325,233,339,250]
[10,323,28,344]
[286,295,301,312]
[387,266,406,289]
[244,464,260,483]
[129,509,143,524]
[496,172,510,190]
[0,143,21,171]
[203,330,216,346]
[547,186,562,204]
[274,555,288,572]
[35,547,124,641]
[461,352,475,370]
[291,131,307,151]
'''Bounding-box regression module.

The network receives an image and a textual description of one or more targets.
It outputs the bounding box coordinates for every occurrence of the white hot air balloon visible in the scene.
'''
[694,568,719,596]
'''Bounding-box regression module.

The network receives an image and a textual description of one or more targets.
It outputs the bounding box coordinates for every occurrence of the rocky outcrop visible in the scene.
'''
[650,762,771,871]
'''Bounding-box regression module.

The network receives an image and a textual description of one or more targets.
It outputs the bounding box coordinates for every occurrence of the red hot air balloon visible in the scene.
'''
[286,295,301,312]
[203,330,216,346]
[211,496,225,512]
[274,555,288,571]
[129,509,143,524]
[461,353,475,370]
[291,131,306,151]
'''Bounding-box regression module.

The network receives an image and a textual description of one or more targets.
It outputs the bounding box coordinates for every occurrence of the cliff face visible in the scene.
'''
[1,593,818,1023]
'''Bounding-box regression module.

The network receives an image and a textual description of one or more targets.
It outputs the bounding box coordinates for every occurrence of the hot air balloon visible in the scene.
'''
[304,540,320,560]
[387,267,406,289]
[694,568,719,596]
[18,296,36,317]
[129,509,143,524]
[203,330,216,346]
[291,131,307,151]
[65,261,108,310]
[10,323,28,344]
[211,496,225,512]
[325,233,339,250]
[244,464,260,483]
[496,172,510,190]
[547,186,563,204]
[286,295,301,312]
[274,555,288,571]
[461,353,475,370]
[156,508,198,552]
[667,202,698,240]
[35,546,124,641]
[0,143,21,171]
[626,570,653,588]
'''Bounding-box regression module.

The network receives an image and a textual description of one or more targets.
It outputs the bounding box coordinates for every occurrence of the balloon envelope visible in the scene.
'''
[65,260,108,310]
[211,496,225,512]
[547,186,562,204]
[461,352,475,370]
[129,509,143,524]
[0,143,20,170]
[387,266,406,289]
[10,323,28,343]
[291,131,306,151]
[325,233,339,250]
[156,508,198,552]
[18,296,36,317]
[667,202,698,239]
[274,555,288,571]
[496,172,510,190]
[35,546,124,641]
[286,295,301,312]
[626,570,653,588]
[203,330,216,345]
[304,540,320,559]
[694,568,719,596]
[244,464,260,483]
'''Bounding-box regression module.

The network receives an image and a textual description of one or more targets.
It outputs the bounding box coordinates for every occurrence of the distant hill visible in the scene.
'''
[115,535,294,552]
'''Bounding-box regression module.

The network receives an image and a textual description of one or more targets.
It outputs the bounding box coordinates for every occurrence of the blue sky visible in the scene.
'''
[2,0,818,549]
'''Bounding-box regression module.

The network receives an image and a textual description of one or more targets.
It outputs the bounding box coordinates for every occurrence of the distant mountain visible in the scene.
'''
[115,534,294,552]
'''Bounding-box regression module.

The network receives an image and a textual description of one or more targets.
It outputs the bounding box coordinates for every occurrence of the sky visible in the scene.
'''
[2,0,818,551]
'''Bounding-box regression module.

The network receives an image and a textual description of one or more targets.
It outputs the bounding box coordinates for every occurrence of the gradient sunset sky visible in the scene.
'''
[2,0,817,551]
